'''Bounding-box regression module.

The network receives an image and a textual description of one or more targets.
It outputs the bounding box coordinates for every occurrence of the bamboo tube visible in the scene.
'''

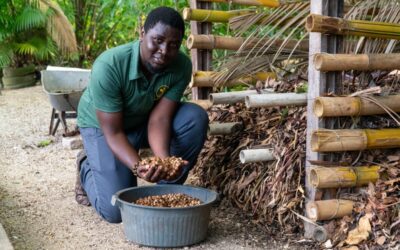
[309,166,380,188]
[311,129,400,152]
[314,95,400,117]
[306,14,400,40]
[183,8,255,23]
[188,99,213,110]
[239,148,275,163]
[210,89,273,105]
[190,71,276,88]
[245,93,307,108]
[186,34,309,51]
[306,200,354,221]
[314,53,400,71]
[197,0,281,7]
[208,122,243,135]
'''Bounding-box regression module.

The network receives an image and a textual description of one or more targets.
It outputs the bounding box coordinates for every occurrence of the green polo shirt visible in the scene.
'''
[77,41,192,130]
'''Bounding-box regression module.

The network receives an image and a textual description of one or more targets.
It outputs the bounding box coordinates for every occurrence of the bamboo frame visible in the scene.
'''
[190,71,276,87]
[245,93,307,108]
[239,148,275,163]
[311,129,400,152]
[314,53,400,71]
[183,8,255,23]
[314,95,400,117]
[197,0,281,7]
[306,200,354,221]
[306,14,400,40]
[210,89,273,105]
[208,122,243,135]
[186,34,309,51]
[309,166,380,188]
[188,99,213,110]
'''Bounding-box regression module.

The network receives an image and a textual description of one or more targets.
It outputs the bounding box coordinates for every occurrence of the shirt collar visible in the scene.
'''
[129,40,180,80]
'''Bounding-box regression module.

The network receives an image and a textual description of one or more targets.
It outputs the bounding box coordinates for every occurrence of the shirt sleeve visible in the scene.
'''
[164,56,192,102]
[90,60,123,112]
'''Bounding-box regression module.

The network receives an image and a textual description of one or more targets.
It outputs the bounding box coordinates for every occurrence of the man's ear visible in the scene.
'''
[139,28,145,41]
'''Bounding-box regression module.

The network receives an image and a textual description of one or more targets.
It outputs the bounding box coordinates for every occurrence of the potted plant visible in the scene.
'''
[0,0,77,89]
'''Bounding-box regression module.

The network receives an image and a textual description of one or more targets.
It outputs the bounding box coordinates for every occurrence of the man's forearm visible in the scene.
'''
[104,131,141,170]
[148,118,171,159]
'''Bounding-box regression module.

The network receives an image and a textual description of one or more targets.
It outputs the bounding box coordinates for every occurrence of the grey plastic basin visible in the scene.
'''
[111,185,218,248]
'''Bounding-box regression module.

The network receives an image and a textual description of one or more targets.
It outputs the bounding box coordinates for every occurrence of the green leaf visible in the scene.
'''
[15,6,46,32]
[37,139,53,148]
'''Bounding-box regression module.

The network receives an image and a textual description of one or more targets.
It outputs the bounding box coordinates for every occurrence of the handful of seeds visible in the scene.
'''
[139,156,185,180]
[134,193,201,207]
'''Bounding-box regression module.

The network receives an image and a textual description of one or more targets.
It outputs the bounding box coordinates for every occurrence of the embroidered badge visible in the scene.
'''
[155,85,169,100]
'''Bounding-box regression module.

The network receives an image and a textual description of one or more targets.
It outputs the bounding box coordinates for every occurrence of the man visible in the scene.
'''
[75,6,209,223]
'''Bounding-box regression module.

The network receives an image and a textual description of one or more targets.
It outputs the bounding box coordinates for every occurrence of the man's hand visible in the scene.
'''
[135,157,188,183]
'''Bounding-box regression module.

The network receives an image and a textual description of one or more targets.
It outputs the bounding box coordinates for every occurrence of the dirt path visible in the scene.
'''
[0,85,300,250]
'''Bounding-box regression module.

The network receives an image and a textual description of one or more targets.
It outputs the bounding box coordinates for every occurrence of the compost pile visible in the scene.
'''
[134,194,201,208]
[193,80,307,235]
[139,156,184,180]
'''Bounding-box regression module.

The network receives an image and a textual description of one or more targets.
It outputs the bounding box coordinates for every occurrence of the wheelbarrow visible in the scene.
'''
[41,66,91,135]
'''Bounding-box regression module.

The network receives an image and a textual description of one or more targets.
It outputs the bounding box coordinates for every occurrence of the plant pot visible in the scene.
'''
[2,74,37,89]
[2,65,36,77]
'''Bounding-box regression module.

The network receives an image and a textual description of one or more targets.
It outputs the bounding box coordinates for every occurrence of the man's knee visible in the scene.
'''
[98,205,122,223]
[178,103,209,132]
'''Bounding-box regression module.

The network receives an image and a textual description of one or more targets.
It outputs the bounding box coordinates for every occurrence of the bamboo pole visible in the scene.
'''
[210,89,273,105]
[306,200,354,221]
[311,129,400,152]
[314,53,400,71]
[306,14,400,40]
[183,8,255,23]
[239,148,275,163]
[309,166,380,188]
[245,93,307,108]
[186,34,309,51]
[208,122,243,135]
[190,71,276,88]
[197,0,281,7]
[188,99,213,110]
[314,95,400,117]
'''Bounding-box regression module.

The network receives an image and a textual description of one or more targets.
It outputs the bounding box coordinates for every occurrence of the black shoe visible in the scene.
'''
[75,150,91,206]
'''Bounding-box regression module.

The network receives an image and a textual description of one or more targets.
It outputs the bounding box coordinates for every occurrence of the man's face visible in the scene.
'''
[140,22,183,74]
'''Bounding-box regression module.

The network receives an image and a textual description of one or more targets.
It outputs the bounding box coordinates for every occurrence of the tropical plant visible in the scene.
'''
[0,0,77,68]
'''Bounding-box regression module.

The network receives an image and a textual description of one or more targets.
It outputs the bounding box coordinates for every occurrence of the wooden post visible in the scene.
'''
[305,0,344,241]
[190,0,212,100]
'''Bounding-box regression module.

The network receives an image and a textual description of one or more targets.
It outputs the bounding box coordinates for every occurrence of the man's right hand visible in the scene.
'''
[137,164,167,183]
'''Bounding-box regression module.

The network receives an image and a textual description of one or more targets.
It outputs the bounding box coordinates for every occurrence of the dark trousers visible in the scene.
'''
[79,103,209,223]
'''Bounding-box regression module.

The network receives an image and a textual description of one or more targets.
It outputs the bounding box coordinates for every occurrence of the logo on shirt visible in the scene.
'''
[155,85,169,100]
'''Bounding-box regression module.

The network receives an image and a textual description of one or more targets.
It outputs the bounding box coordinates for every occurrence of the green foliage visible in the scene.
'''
[0,0,58,67]
[37,139,53,147]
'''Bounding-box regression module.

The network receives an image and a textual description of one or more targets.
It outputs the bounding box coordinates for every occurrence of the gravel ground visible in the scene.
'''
[0,85,305,250]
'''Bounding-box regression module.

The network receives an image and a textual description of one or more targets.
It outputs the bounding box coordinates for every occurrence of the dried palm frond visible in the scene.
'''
[214,2,310,86]
[37,0,77,54]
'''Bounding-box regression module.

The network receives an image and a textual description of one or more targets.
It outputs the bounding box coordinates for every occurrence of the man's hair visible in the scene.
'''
[144,6,185,36]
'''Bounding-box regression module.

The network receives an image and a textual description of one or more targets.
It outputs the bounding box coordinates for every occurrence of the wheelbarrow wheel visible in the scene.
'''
[2,74,37,89]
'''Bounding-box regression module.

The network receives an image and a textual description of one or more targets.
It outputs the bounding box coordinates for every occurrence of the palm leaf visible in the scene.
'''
[37,0,77,54]
[15,6,46,31]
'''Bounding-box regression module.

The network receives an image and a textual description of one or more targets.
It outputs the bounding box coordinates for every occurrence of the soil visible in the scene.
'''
[0,85,306,250]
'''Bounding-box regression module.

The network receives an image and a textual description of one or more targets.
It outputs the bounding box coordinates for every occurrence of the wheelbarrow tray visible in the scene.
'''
[41,68,91,111]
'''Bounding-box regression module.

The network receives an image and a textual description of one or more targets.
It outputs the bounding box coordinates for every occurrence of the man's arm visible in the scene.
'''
[147,97,178,158]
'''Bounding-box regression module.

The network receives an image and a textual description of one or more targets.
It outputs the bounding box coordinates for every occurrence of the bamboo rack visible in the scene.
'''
[314,95,400,117]
[186,34,309,51]
[314,53,400,71]
[190,71,276,87]
[210,89,273,105]
[239,148,275,163]
[188,99,213,110]
[306,14,400,40]
[197,0,281,7]
[183,8,255,23]
[306,200,354,221]
[208,122,243,135]
[311,129,400,152]
[245,93,307,108]
[310,166,380,188]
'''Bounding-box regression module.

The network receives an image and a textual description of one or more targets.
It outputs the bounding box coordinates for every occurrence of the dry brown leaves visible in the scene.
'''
[193,80,307,234]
